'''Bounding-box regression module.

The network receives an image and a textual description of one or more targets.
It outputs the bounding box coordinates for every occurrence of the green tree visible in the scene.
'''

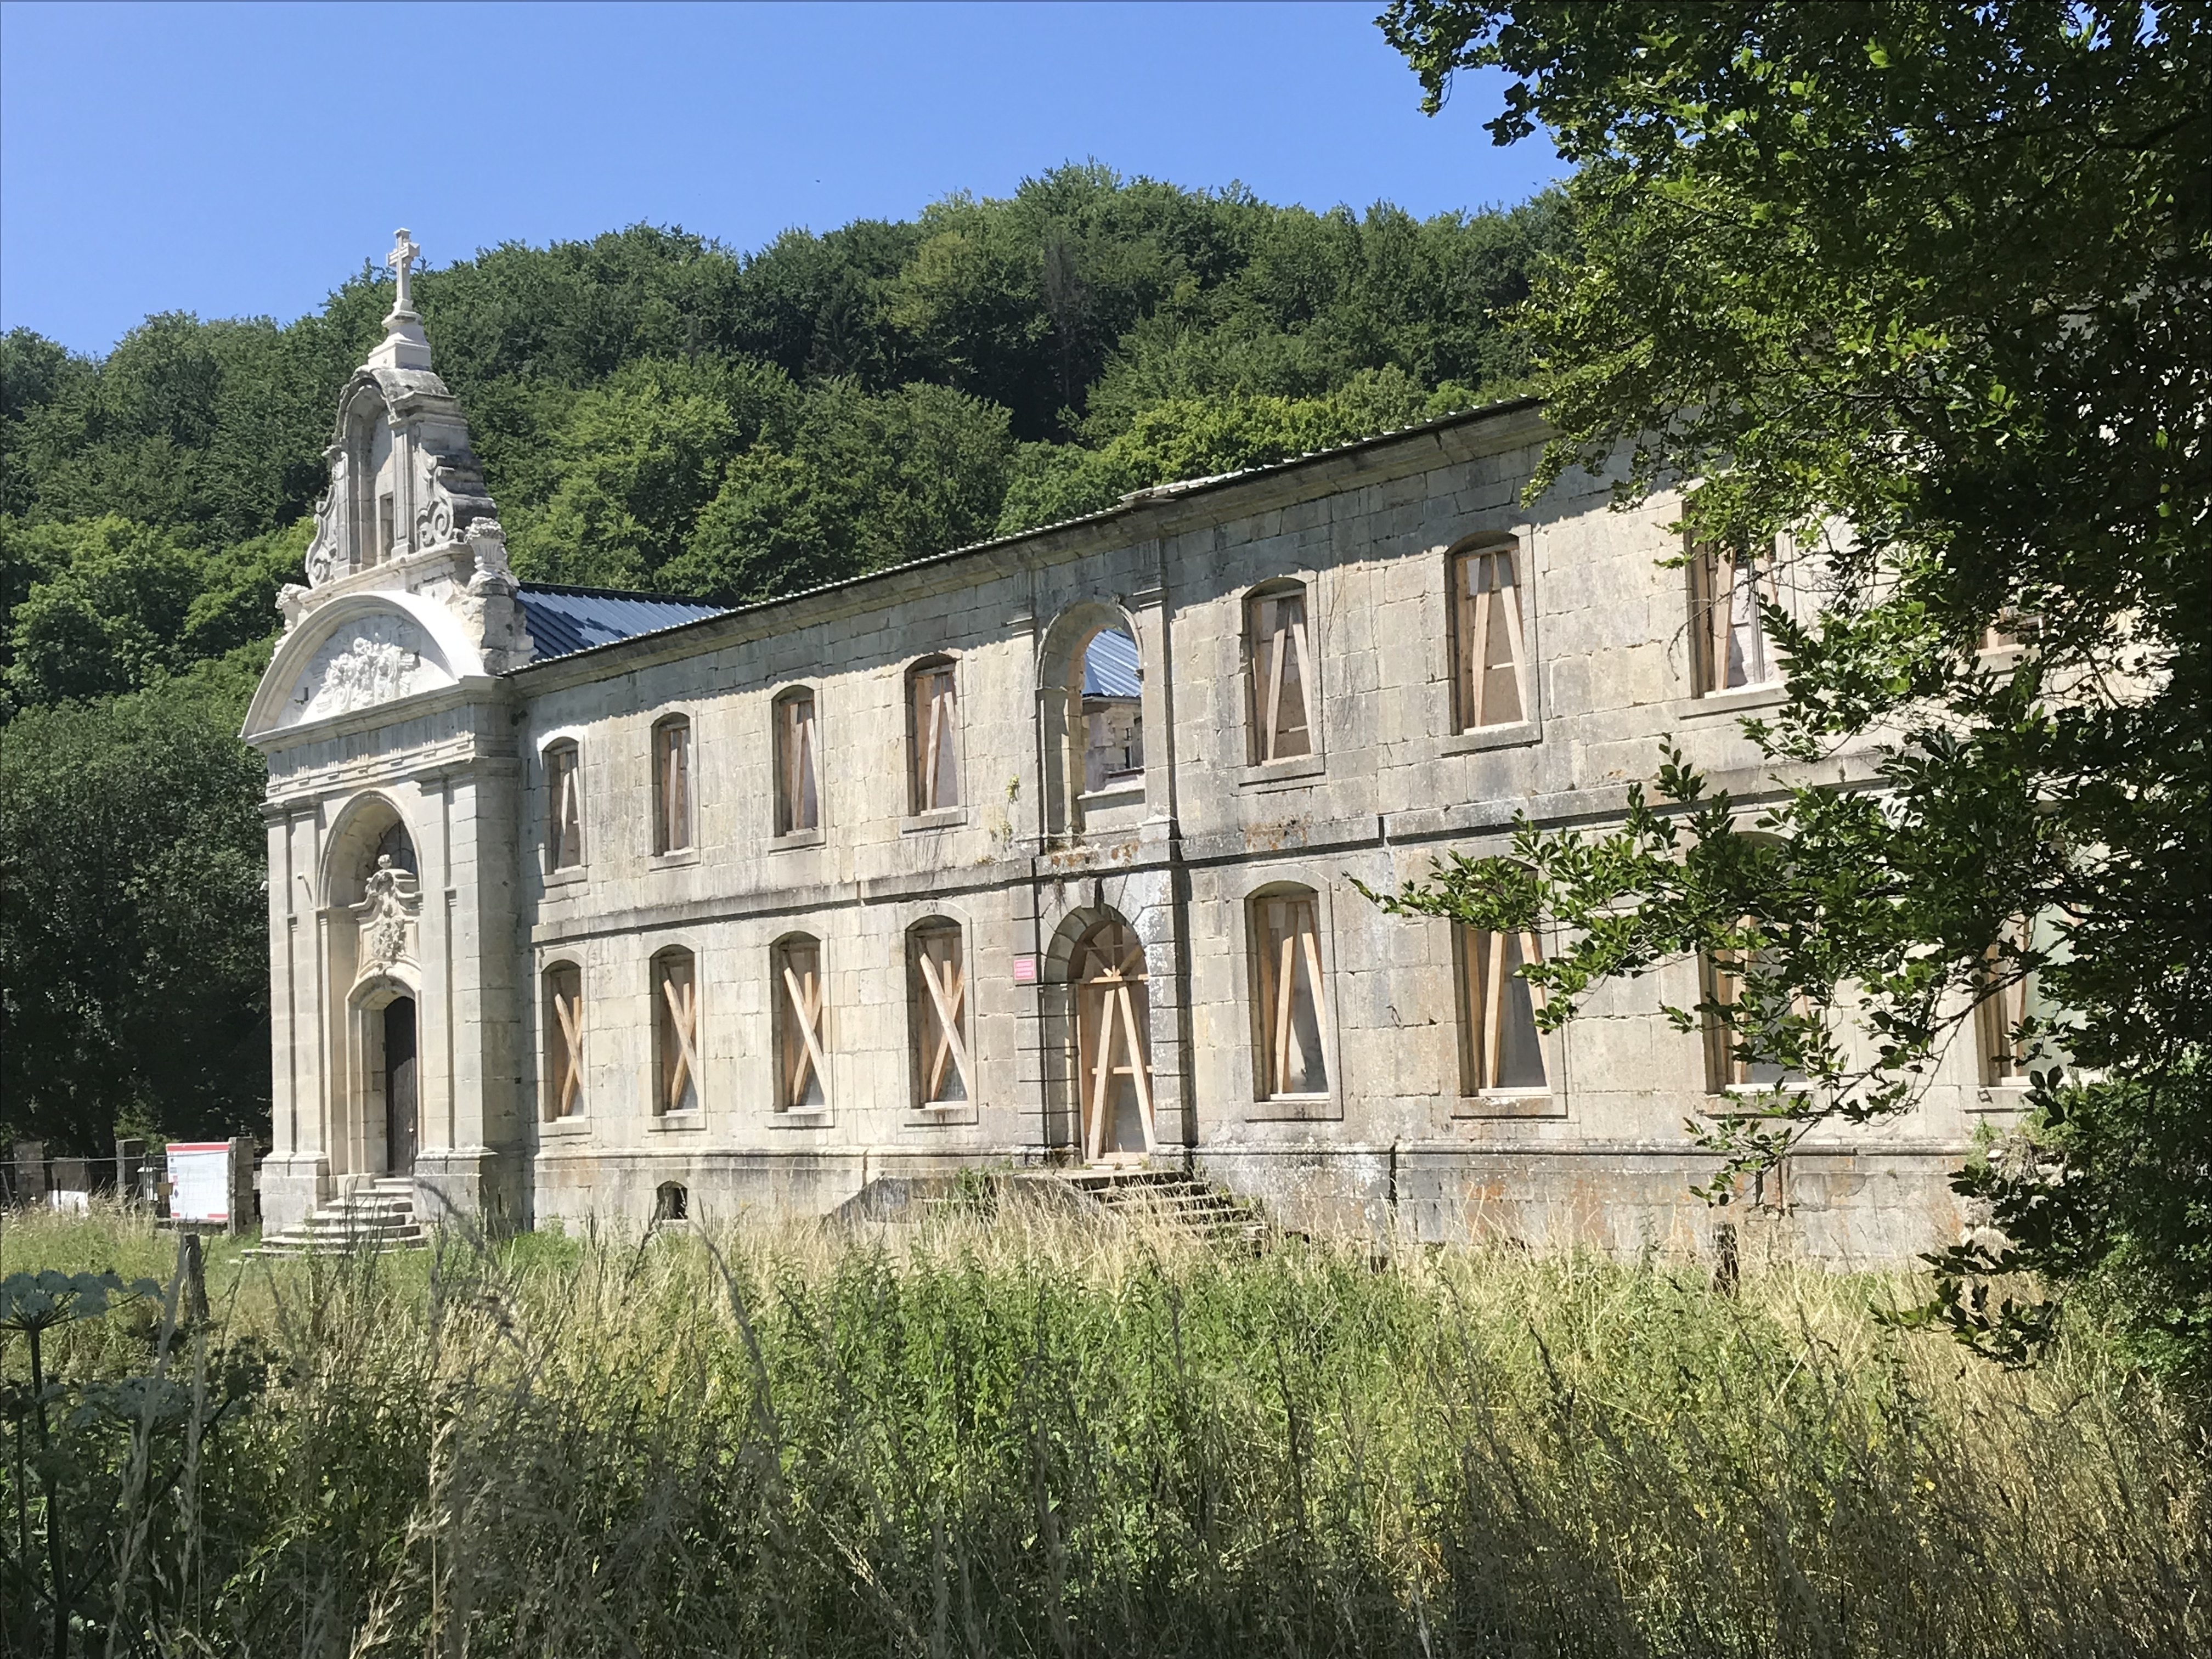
[0,654,273,1154]
[1376,2,2212,1386]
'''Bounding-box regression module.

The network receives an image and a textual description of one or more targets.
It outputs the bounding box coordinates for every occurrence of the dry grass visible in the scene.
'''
[2,1197,2204,1657]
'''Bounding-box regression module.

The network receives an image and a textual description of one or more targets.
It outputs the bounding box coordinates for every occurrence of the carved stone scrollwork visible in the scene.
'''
[354,855,420,970]
[286,612,451,725]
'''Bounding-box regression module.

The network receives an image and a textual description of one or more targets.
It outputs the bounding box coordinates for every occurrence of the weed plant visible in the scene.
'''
[2,1199,2203,1657]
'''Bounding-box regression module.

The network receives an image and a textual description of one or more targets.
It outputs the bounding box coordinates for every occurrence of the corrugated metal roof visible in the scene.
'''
[1082,628,1141,699]
[519,584,730,662]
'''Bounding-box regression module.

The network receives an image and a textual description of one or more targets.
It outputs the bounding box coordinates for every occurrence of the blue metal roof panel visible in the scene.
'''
[1082,628,1141,698]
[518,584,730,663]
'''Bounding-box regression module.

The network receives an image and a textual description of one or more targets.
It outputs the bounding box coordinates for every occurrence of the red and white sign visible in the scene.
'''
[166,1143,233,1223]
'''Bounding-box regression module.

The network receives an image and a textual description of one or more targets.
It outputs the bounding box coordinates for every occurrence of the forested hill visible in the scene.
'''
[0,166,1561,1155]
[1,166,1561,708]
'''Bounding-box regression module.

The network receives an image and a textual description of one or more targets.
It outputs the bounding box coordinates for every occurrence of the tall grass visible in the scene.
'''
[3,1198,2204,1657]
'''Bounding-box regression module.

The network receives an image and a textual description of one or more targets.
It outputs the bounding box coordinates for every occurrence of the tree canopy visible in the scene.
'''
[1378,1,2211,1389]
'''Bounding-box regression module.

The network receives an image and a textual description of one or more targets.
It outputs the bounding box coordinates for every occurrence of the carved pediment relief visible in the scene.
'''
[281,612,454,727]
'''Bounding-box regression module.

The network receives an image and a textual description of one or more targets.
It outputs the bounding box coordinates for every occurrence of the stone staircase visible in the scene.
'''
[250,1178,428,1256]
[1056,1168,1266,1244]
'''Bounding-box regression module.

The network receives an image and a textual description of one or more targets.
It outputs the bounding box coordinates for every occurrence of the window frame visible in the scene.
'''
[1974,917,2039,1091]
[649,946,702,1117]
[543,738,585,875]
[650,714,695,857]
[1453,919,1562,1114]
[1243,580,1323,774]
[1449,537,1535,736]
[1690,543,1784,698]
[542,961,585,1121]
[907,918,974,1115]
[905,657,964,821]
[771,933,831,1114]
[1245,884,1338,1115]
[772,685,822,842]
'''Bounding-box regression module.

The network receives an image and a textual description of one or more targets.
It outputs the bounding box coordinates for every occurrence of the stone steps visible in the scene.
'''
[249,1180,429,1256]
[1057,1169,1266,1244]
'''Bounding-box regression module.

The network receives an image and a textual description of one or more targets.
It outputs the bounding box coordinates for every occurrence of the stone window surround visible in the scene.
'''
[1436,522,1545,757]
[647,709,698,866]
[769,681,826,849]
[1240,874,1346,1122]
[1239,573,1327,786]
[768,929,834,1126]
[539,956,589,1133]
[902,652,969,832]
[645,939,706,1128]
[1448,902,1568,1121]
[905,906,979,1125]
[535,725,591,884]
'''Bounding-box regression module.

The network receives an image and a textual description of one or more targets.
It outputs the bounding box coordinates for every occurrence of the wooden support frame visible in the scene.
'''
[1252,891,1329,1098]
[909,661,960,814]
[652,716,692,854]
[1248,585,1316,764]
[1692,546,1782,695]
[910,923,972,1104]
[546,742,584,870]
[1976,918,2036,1085]
[653,950,700,1113]
[545,964,584,1118]
[774,689,820,835]
[774,935,829,1109]
[1460,924,1550,1093]
[1452,543,1532,732]
[1074,921,1155,1160]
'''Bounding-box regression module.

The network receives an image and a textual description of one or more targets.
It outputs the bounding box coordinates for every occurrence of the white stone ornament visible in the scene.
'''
[285,612,451,725]
[358,854,419,968]
[388,228,422,315]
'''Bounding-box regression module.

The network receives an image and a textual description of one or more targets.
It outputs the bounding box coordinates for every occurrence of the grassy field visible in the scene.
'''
[2,1200,2204,1658]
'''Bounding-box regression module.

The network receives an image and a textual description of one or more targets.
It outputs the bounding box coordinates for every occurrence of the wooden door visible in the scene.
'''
[1075,921,1155,1161]
[385,997,418,1173]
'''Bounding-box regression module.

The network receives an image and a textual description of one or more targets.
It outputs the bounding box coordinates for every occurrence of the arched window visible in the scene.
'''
[654,1181,689,1222]
[373,820,419,874]
[545,740,584,870]
[1449,538,1532,731]
[544,962,584,1119]
[1247,583,1316,764]
[908,658,960,813]
[652,715,693,854]
[1078,628,1144,794]
[651,947,700,1114]
[1074,917,1154,1159]
[1700,922,1808,1093]
[1459,912,1549,1094]
[909,919,971,1105]
[774,686,820,836]
[1249,887,1329,1099]
[1976,916,2039,1086]
[772,934,828,1110]
[1691,544,1782,694]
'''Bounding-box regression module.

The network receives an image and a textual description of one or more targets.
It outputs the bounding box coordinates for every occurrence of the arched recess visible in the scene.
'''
[1042,906,1156,1161]
[244,590,475,738]
[320,793,429,1179]
[1036,601,1145,837]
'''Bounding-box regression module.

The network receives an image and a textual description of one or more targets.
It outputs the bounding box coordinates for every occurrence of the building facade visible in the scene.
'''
[245,281,2024,1259]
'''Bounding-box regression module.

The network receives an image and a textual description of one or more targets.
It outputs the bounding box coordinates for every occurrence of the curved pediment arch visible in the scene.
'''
[245,591,483,740]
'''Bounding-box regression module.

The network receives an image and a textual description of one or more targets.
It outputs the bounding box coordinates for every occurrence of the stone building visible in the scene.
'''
[245,242,2024,1258]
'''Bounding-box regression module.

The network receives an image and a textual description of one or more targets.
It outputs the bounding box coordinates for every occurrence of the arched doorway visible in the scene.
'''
[1072,917,1155,1161]
[384,997,418,1173]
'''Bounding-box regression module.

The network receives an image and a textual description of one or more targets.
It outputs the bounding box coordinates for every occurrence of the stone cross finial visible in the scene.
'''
[388,228,421,314]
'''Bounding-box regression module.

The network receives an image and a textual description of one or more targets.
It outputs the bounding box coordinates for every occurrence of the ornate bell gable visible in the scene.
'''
[246,230,534,743]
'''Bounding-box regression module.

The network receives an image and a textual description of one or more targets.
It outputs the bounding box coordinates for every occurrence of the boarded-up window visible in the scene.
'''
[652,948,700,1114]
[544,963,584,1118]
[909,660,960,813]
[1252,889,1329,1098]
[1691,548,1781,694]
[652,716,692,854]
[1452,541,1531,731]
[774,934,828,1110]
[546,741,585,869]
[1460,924,1548,1093]
[775,688,819,835]
[1248,585,1316,764]
[1977,918,2036,1085]
[1075,918,1155,1159]
[909,921,971,1105]
[545,741,583,870]
[1702,930,1806,1092]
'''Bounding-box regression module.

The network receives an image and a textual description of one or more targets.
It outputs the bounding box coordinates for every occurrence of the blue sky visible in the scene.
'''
[0,1,1562,358]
